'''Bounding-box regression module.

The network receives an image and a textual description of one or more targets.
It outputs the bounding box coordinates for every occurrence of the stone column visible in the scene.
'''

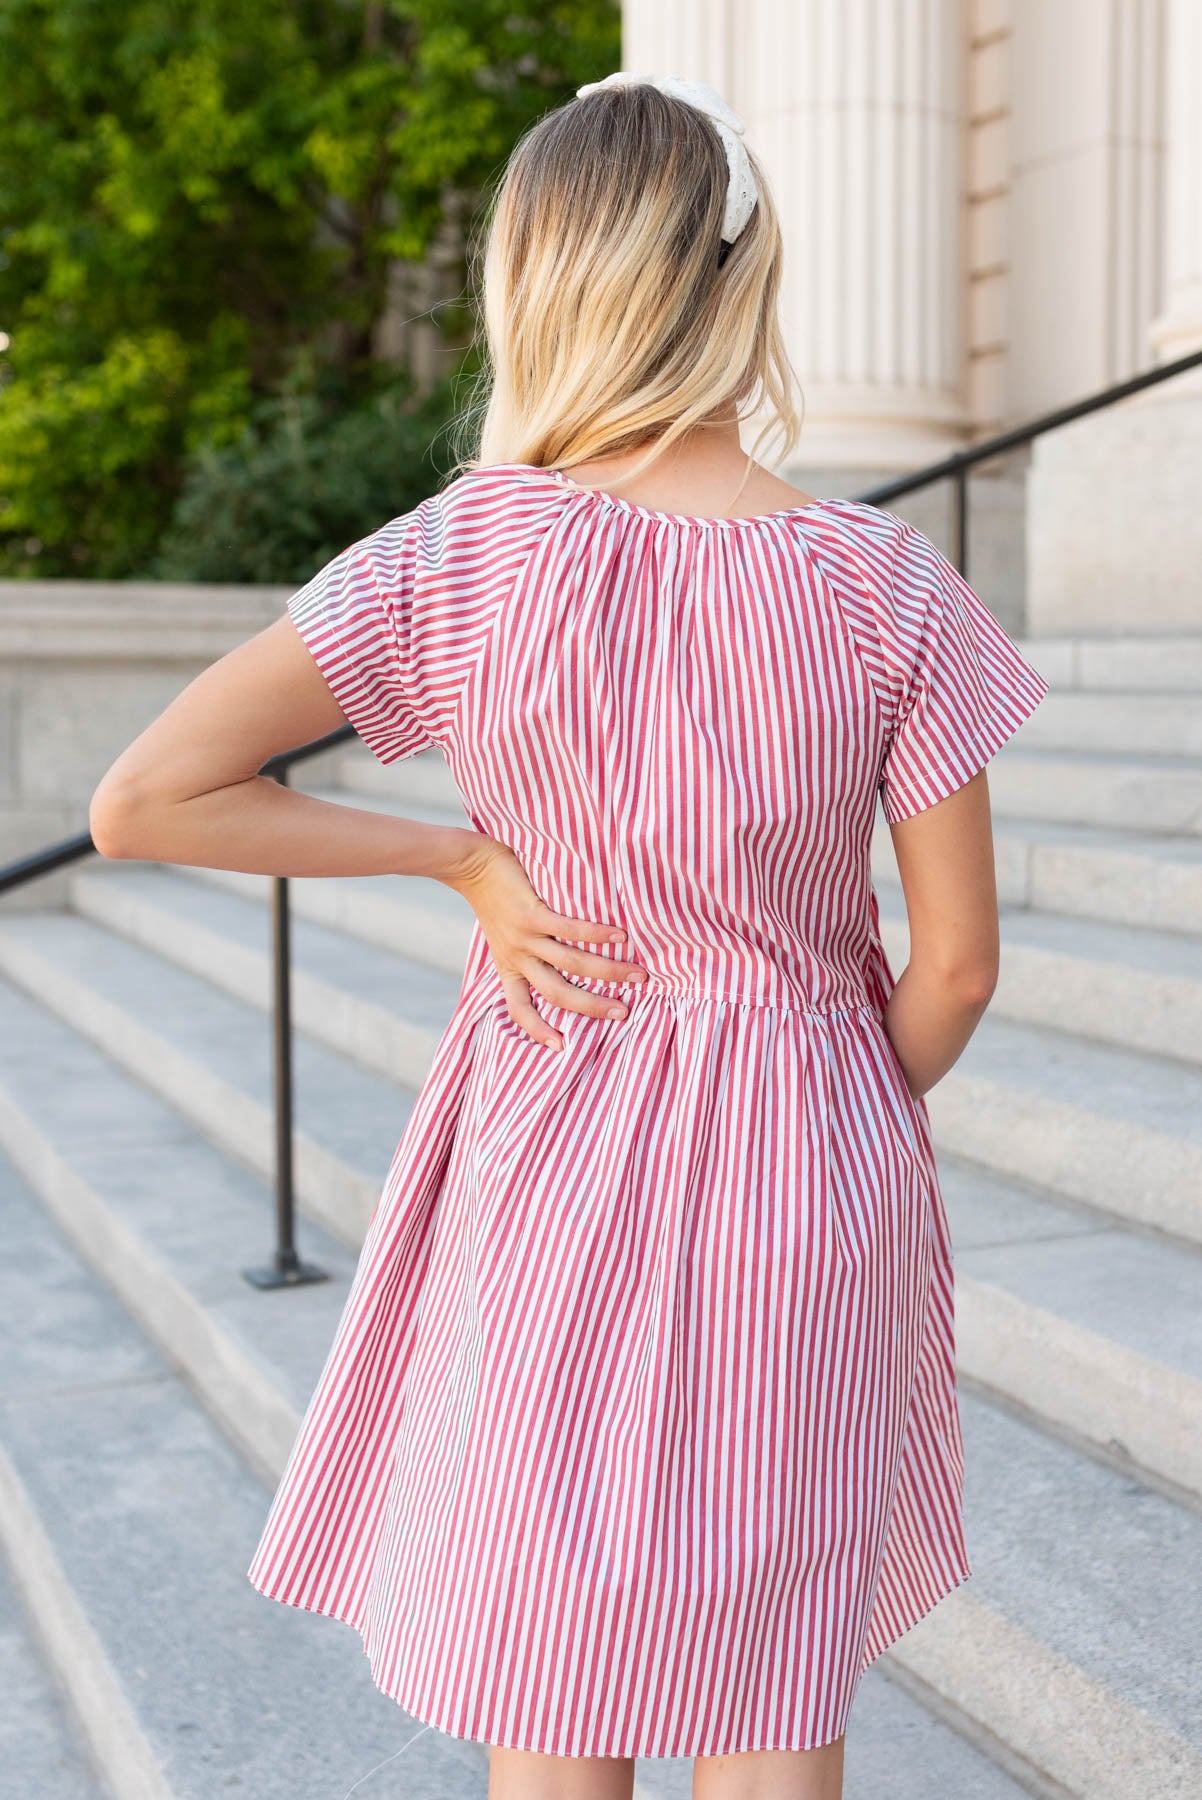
[622,0,735,87]
[624,0,971,491]
[1147,0,1202,372]
[1026,0,1201,635]
[742,0,971,476]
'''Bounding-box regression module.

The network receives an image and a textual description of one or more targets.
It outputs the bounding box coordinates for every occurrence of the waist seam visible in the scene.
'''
[603,987,878,1018]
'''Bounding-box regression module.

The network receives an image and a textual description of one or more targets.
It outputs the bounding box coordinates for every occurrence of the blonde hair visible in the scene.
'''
[447,82,804,492]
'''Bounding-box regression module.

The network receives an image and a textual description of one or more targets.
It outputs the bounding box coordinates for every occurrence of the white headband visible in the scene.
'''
[574,71,758,247]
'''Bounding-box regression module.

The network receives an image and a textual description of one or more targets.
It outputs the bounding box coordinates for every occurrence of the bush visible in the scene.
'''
[145,368,464,585]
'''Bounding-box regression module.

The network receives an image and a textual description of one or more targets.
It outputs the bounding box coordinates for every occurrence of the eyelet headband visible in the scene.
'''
[574,71,759,249]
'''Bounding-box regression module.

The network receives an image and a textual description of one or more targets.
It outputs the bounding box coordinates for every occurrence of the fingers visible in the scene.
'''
[498,902,651,1049]
[537,940,648,986]
[532,905,648,987]
[499,950,643,1052]
[502,975,566,1053]
[537,905,630,947]
[520,959,634,1022]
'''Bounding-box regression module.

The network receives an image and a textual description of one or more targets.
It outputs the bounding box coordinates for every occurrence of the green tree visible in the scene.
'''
[0,0,619,579]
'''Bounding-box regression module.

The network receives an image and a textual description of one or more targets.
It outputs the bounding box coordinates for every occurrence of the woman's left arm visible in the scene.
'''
[89,612,475,883]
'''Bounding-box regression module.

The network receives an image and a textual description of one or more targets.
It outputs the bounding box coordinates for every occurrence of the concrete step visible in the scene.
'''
[69,861,466,1086]
[877,889,1202,1068]
[0,909,417,1248]
[0,1011,1032,1798]
[921,1386,1202,1800]
[612,1705,1037,1800]
[184,855,473,980]
[928,1013,1202,1246]
[0,977,357,1487]
[326,742,465,809]
[0,1149,489,1799]
[1028,635,1202,693]
[184,782,487,979]
[984,749,1202,835]
[0,1554,109,1797]
[871,815,1202,937]
[1018,690,1202,757]
[942,1155,1202,1503]
[0,1012,1185,1799]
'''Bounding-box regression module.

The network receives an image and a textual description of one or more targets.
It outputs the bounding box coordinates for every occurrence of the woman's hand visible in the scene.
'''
[443,833,647,1052]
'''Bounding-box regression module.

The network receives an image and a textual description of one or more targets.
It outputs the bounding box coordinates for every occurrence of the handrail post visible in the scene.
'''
[953,465,969,579]
[243,761,329,1289]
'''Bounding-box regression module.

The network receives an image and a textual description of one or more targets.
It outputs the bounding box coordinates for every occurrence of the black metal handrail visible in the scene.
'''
[3,342,1202,1288]
[855,345,1202,575]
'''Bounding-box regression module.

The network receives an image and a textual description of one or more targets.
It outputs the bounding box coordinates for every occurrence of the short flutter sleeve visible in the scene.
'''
[285,512,433,765]
[877,524,1050,824]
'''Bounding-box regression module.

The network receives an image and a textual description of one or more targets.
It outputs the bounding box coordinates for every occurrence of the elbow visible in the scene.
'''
[911,943,999,1014]
[944,958,999,1014]
[89,778,153,860]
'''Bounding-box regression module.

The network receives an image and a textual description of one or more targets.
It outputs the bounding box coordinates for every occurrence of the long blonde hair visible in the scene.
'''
[448,81,804,490]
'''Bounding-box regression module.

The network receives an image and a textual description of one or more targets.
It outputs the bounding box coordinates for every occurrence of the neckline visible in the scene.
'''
[495,462,844,531]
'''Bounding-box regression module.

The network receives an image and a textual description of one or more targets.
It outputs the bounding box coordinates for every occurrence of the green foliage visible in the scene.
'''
[147,365,464,584]
[0,0,620,579]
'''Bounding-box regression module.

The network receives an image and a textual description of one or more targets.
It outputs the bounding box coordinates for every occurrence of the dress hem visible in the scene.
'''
[246,1557,975,1760]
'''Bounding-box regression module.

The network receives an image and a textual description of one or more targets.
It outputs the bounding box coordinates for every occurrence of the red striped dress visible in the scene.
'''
[246,461,1050,1758]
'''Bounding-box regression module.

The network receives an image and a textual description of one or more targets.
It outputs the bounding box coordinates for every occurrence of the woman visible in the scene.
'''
[90,73,1049,1800]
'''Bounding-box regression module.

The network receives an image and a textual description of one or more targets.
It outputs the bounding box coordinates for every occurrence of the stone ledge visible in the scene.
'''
[0,580,289,661]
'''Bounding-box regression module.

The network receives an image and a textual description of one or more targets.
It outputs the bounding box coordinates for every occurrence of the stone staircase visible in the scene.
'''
[0,631,1199,1798]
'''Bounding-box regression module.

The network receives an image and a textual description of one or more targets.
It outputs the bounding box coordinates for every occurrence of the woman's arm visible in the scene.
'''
[89,613,647,1050]
[89,613,469,879]
[880,769,1002,1101]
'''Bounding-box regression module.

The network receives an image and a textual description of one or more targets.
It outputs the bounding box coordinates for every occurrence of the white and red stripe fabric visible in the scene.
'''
[246,463,1049,1757]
